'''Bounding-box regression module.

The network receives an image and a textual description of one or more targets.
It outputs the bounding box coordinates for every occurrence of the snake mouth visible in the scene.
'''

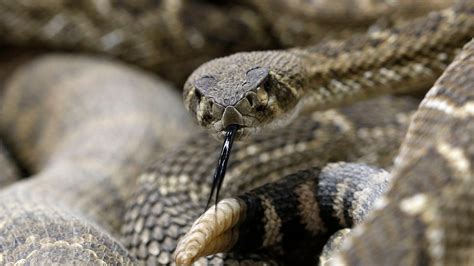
[210,104,262,140]
[213,125,255,140]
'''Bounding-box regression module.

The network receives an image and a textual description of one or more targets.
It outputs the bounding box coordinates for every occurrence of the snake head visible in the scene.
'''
[184,51,307,140]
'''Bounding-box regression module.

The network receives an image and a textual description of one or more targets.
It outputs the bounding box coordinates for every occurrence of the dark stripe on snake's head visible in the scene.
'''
[183,51,307,140]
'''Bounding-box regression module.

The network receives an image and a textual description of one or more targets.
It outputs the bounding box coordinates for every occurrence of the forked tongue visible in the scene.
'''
[204,124,240,212]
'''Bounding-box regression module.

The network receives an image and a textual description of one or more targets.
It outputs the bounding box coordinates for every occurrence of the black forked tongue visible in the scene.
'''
[204,124,240,212]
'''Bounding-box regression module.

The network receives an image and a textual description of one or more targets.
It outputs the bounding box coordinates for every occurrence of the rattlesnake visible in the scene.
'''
[172,1,474,264]
[175,37,474,265]
[0,55,415,265]
[0,0,472,265]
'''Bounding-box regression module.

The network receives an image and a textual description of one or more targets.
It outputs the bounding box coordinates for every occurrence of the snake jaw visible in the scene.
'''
[205,94,277,141]
[192,86,272,140]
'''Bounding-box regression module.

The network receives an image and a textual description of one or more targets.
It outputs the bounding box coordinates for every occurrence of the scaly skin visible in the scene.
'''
[0,55,195,264]
[330,33,474,266]
[175,1,474,264]
[0,1,449,84]
[174,163,390,265]
[244,0,454,47]
[0,1,470,265]
[183,0,473,139]
[0,0,274,84]
[124,96,416,265]
[175,38,474,266]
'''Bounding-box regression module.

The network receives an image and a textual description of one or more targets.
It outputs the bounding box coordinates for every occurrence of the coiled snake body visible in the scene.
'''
[0,0,473,265]
[174,1,474,264]
[0,56,194,264]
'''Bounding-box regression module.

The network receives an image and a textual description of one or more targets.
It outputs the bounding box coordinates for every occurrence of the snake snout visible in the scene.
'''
[222,106,243,129]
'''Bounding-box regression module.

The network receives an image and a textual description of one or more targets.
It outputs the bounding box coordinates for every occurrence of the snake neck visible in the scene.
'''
[293,1,474,111]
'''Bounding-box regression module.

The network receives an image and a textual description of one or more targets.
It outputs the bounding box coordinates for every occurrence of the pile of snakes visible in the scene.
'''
[0,0,472,265]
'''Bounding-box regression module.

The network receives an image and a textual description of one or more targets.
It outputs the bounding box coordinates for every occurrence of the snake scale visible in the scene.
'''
[0,0,472,265]
[175,38,474,266]
[0,55,197,264]
[170,0,474,264]
[0,0,454,85]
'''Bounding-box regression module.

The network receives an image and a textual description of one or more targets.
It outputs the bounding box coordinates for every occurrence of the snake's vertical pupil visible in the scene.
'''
[204,124,240,212]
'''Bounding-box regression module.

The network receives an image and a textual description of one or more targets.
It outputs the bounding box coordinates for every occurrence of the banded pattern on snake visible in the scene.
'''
[172,1,474,264]
[0,56,415,264]
[0,0,472,265]
[125,96,416,265]
[174,39,474,265]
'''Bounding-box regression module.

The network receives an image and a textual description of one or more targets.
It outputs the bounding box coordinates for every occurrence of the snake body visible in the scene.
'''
[243,0,454,47]
[0,0,274,84]
[0,55,415,264]
[174,39,474,266]
[125,96,416,265]
[0,55,194,264]
[174,2,474,264]
[0,0,451,85]
[334,37,474,266]
[0,0,472,265]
